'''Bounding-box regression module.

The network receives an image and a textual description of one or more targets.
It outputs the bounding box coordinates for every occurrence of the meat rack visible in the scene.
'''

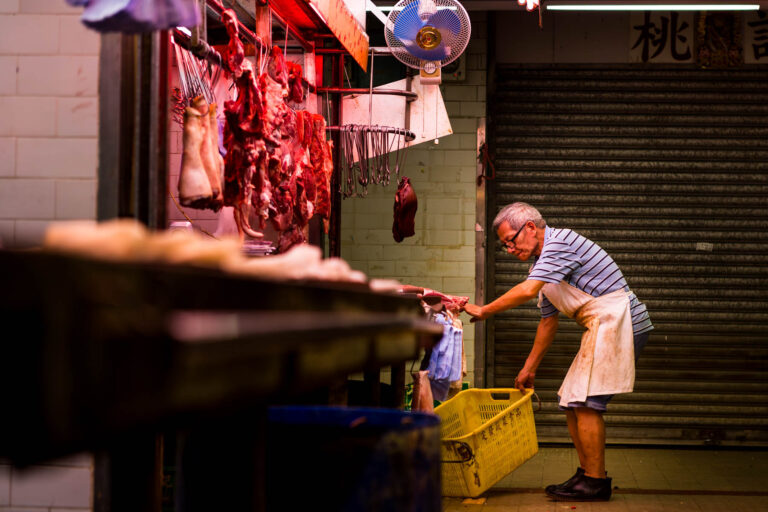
[325,125,416,142]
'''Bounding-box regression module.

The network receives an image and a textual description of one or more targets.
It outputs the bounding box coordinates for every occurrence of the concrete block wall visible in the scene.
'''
[340,12,487,386]
[0,0,99,248]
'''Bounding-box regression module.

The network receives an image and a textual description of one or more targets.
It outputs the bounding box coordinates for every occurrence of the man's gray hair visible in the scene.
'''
[492,202,546,232]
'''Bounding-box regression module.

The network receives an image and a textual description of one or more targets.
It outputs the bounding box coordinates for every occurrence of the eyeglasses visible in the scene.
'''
[501,221,529,250]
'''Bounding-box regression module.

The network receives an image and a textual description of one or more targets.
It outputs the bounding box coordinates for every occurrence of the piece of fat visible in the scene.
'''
[43,218,148,261]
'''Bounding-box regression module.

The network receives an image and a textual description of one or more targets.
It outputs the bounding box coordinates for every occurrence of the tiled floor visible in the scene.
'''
[442,447,768,511]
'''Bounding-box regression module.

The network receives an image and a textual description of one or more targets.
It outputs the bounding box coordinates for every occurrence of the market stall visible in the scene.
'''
[0,245,442,511]
[0,0,468,510]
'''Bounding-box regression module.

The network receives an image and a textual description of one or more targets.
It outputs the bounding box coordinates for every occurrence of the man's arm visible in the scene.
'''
[515,314,559,392]
[463,279,545,321]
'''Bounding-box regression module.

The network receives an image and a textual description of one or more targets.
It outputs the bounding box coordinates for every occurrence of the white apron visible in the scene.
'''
[538,281,635,407]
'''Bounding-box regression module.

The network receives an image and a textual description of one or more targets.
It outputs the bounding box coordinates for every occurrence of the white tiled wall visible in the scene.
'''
[340,12,487,386]
[0,0,99,248]
[0,453,93,512]
[0,1,96,510]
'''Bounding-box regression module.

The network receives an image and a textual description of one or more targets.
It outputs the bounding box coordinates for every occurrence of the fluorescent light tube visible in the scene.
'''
[546,3,760,10]
[371,5,457,11]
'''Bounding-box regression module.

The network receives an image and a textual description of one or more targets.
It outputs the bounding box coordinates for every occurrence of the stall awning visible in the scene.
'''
[270,0,370,70]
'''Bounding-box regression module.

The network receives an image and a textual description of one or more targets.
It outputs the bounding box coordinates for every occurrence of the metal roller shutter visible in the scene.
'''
[486,65,768,446]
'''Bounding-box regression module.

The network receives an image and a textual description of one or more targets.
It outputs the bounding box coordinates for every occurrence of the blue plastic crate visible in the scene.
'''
[267,406,441,512]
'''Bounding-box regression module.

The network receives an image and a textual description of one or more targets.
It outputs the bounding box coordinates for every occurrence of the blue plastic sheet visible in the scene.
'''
[67,0,199,33]
[426,312,463,401]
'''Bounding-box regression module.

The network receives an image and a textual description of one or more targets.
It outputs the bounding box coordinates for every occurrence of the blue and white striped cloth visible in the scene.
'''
[528,227,653,335]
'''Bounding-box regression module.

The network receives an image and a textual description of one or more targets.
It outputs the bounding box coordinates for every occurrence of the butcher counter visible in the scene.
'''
[0,249,442,512]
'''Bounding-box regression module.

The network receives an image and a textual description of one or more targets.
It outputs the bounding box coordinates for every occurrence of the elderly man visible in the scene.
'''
[463,202,652,502]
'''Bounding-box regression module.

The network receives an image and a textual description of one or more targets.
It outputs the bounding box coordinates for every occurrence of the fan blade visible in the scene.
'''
[426,8,462,35]
[402,41,449,61]
[393,0,426,43]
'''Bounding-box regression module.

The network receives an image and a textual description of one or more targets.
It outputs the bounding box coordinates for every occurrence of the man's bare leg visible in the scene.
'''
[573,407,606,478]
[565,409,586,470]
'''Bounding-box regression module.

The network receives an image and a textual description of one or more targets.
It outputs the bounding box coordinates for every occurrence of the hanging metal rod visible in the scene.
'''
[326,125,416,142]
[315,47,393,55]
[174,29,317,94]
[316,87,418,100]
[173,29,223,68]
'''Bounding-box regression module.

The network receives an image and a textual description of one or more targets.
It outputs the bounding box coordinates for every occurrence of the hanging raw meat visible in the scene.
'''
[220,20,268,239]
[222,125,244,205]
[223,77,267,239]
[277,226,306,253]
[286,61,304,104]
[309,114,333,231]
[267,45,289,86]
[259,65,292,146]
[215,10,330,251]
[298,112,316,202]
[292,172,311,226]
[292,111,315,212]
[208,102,225,196]
[221,9,245,77]
[393,176,417,243]
[227,68,263,137]
[244,140,271,229]
[270,182,293,232]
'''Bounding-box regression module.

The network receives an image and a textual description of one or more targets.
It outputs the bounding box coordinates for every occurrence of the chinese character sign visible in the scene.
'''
[630,11,694,63]
[745,10,768,63]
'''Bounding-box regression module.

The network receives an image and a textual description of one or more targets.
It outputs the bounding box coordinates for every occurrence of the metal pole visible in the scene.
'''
[315,87,417,100]
[368,51,374,126]
[97,33,135,221]
[329,53,344,258]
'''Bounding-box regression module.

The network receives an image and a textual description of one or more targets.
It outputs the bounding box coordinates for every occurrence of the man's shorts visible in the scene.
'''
[557,331,650,412]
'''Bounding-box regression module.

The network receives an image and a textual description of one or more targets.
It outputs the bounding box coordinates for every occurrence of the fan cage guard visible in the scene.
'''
[384,0,471,70]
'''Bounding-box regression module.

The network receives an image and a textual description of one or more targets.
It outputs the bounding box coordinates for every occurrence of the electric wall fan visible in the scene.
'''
[384,0,471,84]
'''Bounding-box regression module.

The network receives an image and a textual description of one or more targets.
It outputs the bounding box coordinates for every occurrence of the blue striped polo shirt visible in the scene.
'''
[527,226,653,335]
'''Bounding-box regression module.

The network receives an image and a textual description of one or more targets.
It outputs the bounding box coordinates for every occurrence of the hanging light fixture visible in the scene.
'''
[519,0,541,10]
[545,0,761,10]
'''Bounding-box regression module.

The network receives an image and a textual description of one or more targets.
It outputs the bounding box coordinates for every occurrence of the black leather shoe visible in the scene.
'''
[546,475,612,501]
[544,467,584,495]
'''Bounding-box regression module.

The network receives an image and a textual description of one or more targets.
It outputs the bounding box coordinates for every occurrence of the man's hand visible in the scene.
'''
[462,303,486,322]
[514,368,535,393]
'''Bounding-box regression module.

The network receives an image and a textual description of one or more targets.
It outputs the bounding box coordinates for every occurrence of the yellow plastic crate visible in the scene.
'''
[435,388,539,497]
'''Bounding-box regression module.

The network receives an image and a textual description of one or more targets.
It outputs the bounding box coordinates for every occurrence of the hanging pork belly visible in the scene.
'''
[178,97,224,212]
